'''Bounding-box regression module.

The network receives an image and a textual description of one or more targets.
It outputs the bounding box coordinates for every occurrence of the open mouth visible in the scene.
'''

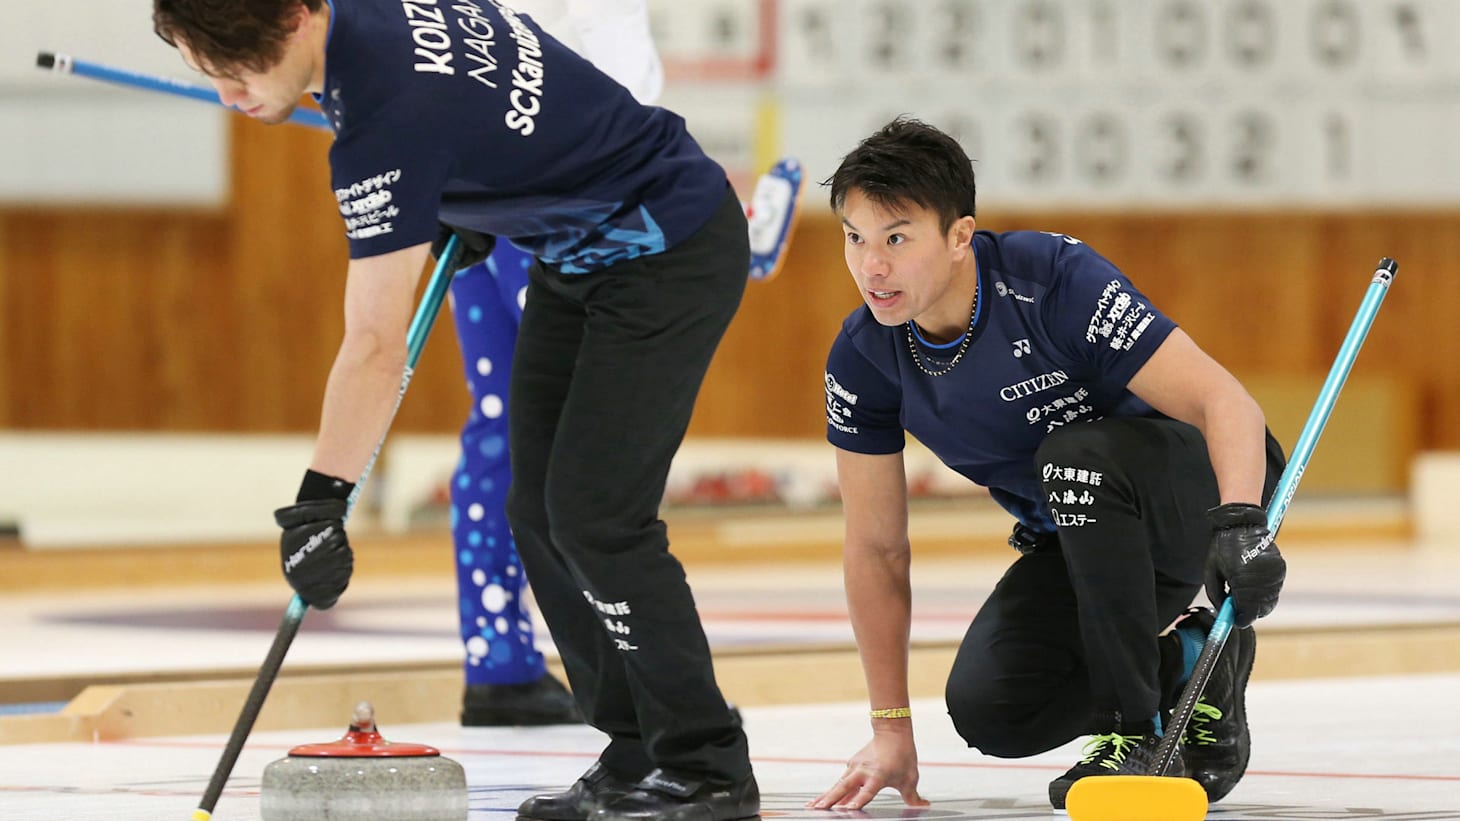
[867,289,901,306]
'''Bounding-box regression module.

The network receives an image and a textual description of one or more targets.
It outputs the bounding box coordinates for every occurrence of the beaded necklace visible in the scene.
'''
[905,285,980,377]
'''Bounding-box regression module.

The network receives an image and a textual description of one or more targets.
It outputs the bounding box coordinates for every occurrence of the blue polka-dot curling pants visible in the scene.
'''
[448,242,543,686]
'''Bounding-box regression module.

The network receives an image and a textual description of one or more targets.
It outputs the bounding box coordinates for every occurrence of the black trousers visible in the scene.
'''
[504,190,751,782]
[946,417,1285,757]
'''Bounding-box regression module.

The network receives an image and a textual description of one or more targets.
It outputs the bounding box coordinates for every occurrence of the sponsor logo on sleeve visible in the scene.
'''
[336,170,403,240]
[825,372,860,435]
[1084,279,1155,351]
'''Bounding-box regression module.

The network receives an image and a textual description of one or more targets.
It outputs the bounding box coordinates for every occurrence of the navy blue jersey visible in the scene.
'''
[825,230,1177,532]
[318,0,727,272]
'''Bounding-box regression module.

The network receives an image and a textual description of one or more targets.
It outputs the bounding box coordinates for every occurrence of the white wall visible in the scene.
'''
[1,0,227,205]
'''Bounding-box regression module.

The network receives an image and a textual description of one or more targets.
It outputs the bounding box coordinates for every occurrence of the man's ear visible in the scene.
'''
[288,2,313,38]
[949,215,976,252]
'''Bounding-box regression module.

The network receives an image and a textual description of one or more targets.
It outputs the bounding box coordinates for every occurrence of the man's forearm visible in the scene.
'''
[309,330,409,482]
[1202,390,1268,506]
[845,548,915,710]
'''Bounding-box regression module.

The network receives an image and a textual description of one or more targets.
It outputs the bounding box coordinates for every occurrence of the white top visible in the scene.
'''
[508,0,664,104]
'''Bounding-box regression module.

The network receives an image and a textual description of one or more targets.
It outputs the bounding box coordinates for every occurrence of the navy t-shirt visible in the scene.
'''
[824,230,1177,533]
[317,0,728,272]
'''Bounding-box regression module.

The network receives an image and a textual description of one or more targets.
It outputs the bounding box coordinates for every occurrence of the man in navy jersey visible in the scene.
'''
[443,0,800,730]
[151,2,758,819]
[806,119,1287,812]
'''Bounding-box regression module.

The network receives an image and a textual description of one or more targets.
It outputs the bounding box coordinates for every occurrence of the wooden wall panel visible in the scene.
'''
[2,118,1456,463]
[0,217,9,425]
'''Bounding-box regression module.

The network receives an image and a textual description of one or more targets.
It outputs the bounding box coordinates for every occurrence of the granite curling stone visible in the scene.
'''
[260,701,468,821]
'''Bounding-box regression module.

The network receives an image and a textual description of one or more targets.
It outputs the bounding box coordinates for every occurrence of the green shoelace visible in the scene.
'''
[1079,733,1145,771]
[1185,699,1225,745]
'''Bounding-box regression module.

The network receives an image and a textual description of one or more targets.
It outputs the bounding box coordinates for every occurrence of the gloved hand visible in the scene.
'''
[276,497,353,610]
[1205,502,1286,629]
[432,222,495,271]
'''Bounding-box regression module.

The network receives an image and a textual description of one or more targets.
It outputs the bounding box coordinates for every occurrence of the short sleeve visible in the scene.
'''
[328,110,453,259]
[825,328,904,454]
[1041,239,1177,388]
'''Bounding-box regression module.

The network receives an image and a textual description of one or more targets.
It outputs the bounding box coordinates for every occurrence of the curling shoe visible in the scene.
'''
[1176,606,1255,802]
[1048,728,1179,810]
[518,762,641,821]
[462,672,585,727]
[593,768,760,821]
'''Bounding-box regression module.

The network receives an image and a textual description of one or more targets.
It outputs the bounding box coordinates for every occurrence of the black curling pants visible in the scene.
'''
[504,190,752,783]
[946,416,1285,757]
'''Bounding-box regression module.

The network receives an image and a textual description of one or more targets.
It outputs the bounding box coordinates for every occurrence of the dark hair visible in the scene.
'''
[827,117,977,233]
[153,0,323,74]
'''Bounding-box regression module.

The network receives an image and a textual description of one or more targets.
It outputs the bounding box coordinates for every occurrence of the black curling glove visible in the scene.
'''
[432,222,495,271]
[275,470,355,610]
[1205,502,1286,629]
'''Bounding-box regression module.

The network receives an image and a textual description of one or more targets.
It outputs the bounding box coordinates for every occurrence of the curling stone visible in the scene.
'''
[260,701,468,821]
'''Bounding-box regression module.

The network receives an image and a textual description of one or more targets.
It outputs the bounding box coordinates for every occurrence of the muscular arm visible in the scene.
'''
[810,448,926,810]
[308,243,430,481]
[1126,328,1267,505]
[840,448,916,713]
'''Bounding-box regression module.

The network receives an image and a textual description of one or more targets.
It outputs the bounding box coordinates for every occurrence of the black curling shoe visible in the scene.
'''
[1048,730,1177,810]
[461,672,585,727]
[1175,606,1256,802]
[518,762,641,821]
[593,769,760,821]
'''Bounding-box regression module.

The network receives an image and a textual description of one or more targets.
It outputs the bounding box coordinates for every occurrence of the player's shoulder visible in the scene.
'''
[841,303,877,333]
[978,229,1113,289]
[830,305,905,385]
[828,306,902,409]
[979,229,1083,271]
[837,304,895,348]
[323,1,426,111]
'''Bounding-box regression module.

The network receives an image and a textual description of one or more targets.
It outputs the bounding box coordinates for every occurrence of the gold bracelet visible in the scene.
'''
[869,706,912,719]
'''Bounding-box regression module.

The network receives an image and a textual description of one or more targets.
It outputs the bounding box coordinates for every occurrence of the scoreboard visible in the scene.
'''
[654,0,1460,209]
[6,1,1456,208]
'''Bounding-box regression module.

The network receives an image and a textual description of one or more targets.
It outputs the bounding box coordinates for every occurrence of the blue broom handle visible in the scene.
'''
[1212,257,1397,640]
[37,51,333,131]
